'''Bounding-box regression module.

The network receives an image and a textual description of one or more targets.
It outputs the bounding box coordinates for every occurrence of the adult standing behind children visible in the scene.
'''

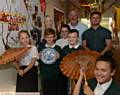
[38,28,64,95]
[39,15,54,47]
[16,30,38,92]
[68,9,88,45]
[45,15,54,29]
[82,11,112,55]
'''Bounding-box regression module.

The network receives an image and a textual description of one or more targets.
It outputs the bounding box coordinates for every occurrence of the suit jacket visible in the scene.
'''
[80,78,120,95]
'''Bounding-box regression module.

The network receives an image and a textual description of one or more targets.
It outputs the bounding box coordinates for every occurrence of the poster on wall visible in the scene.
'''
[0,0,44,54]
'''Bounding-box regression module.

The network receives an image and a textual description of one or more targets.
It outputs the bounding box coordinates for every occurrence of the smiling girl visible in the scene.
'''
[16,30,38,92]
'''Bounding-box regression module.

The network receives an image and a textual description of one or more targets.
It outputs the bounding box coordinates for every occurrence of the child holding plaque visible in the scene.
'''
[38,28,64,95]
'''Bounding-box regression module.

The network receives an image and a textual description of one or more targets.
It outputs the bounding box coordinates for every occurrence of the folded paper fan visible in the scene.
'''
[0,47,31,65]
[60,50,100,80]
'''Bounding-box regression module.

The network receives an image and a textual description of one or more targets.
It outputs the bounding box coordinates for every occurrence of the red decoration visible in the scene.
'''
[40,0,46,14]
[0,11,26,24]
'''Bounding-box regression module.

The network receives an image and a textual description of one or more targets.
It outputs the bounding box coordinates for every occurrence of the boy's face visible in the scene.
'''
[68,32,78,46]
[45,34,55,44]
[94,61,115,84]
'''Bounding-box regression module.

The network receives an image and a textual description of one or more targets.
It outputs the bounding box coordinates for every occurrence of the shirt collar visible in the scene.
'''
[69,42,80,49]
[91,25,101,31]
[97,78,112,92]
[45,43,56,48]
[69,22,79,28]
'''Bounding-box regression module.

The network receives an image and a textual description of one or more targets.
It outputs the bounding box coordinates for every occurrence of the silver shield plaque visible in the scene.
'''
[41,48,57,64]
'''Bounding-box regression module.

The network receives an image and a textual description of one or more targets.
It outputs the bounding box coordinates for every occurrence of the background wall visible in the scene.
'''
[46,0,65,26]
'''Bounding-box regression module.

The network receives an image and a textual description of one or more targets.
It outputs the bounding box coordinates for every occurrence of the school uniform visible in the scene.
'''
[62,43,84,95]
[16,45,38,92]
[80,78,120,95]
[62,43,84,57]
[38,44,64,95]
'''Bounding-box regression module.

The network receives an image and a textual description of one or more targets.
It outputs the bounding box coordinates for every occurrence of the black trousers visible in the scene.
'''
[16,66,38,92]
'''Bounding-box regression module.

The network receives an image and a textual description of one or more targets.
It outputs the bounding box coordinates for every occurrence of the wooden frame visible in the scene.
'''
[54,7,64,38]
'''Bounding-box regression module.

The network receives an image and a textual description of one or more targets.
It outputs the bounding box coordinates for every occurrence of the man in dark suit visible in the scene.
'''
[73,55,120,95]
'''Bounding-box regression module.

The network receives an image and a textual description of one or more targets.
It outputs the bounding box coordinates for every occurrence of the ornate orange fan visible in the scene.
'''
[0,47,31,65]
[60,50,100,80]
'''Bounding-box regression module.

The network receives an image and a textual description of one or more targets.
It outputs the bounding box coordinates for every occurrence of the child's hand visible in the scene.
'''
[18,69,24,77]
[13,59,19,65]
[83,84,94,95]
[80,64,87,72]
[79,66,86,79]
[38,52,42,59]
[56,51,60,59]
[80,66,84,75]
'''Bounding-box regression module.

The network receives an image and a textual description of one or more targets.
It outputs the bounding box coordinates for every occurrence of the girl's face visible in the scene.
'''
[60,27,69,39]
[19,32,30,46]
[94,61,115,84]
[45,17,53,29]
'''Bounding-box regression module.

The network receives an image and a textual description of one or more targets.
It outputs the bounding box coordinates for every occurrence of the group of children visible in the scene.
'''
[15,26,120,95]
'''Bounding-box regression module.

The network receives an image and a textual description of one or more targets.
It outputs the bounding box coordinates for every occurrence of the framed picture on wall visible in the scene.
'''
[54,7,64,39]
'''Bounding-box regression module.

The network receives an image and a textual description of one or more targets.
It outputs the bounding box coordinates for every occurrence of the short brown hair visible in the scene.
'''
[90,11,101,18]
[44,28,56,36]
